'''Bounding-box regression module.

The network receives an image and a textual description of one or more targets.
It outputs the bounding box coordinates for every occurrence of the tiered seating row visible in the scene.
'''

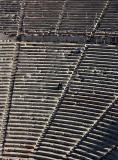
[67,99,118,160]
[2,43,83,159]
[32,44,118,160]
[0,43,16,151]
[101,145,118,160]
[0,0,117,42]
[23,0,107,35]
[97,0,118,33]
[23,0,65,33]
[59,0,107,34]
[0,0,22,35]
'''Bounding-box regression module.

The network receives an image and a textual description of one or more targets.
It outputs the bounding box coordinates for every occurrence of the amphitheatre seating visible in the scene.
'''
[0,0,21,35]
[97,0,118,33]
[23,0,107,35]
[67,99,118,160]
[102,146,118,160]
[0,43,117,159]
[23,0,65,34]
[2,42,83,158]
[0,42,15,148]
[59,0,107,34]
[32,44,118,159]
[0,0,118,159]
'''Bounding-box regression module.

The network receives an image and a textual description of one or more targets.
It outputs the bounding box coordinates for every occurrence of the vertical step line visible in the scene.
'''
[89,0,111,38]
[55,0,69,34]
[17,0,26,40]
